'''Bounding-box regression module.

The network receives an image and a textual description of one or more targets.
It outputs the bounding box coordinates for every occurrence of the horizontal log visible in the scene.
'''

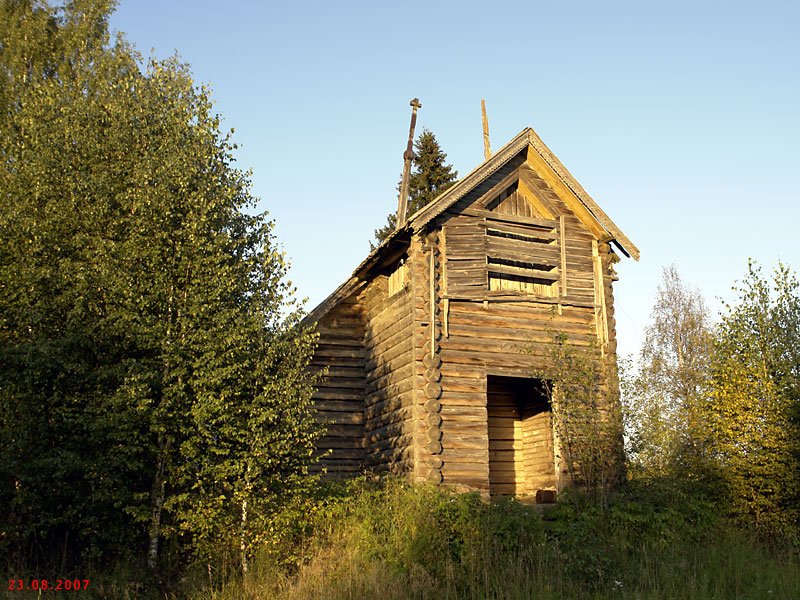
[442,462,490,475]
[324,424,364,439]
[317,436,364,450]
[370,432,415,454]
[450,299,593,320]
[364,420,412,444]
[365,336,413,374]
[446,321,594,346]
[366,359,413,389]
[311,355,365,369]
[312,389,365,402]
[313,399,364,413]
[364,404,413,431]
[314,347,365,360]
[312,375,365,390]
[363,313,414,350]
[439,392,488,406]
[315,366,366,380]
[316,410,364,425]
[317,464,364,474]
[366,355,414,387]
[440,405,487,420]
[318,448,365,461]
[365,444,415,465]
[365,377,414,408]
[364,395,415,424]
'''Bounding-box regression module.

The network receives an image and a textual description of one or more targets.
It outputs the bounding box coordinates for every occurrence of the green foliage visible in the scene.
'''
[622,261,800,536]
[622,266,713,477]
[7,478,796,598]
[0,0,321,575]
[178,478,798,600]
[372,129,457,246]
[701,261,800,535]
[533,330,624,504]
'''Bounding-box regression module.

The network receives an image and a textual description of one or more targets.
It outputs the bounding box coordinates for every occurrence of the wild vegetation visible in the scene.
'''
[2,2,799,599]
[0,0,320,578]
[623,263,800,538]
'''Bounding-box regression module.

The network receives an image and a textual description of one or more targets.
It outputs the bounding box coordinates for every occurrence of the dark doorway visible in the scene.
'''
[487,375,555,497]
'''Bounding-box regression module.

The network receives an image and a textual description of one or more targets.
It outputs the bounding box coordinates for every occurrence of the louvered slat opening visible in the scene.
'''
[486,219,559,296]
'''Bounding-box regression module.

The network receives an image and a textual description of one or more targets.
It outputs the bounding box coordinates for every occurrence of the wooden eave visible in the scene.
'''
[304,127,639,324]
[523,128,640,260]
[302,229,411,325]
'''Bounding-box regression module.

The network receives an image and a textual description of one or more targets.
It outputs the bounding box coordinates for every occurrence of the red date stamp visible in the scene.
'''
[7,579,90,591]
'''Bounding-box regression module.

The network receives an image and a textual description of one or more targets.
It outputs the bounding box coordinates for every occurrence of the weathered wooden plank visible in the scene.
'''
[463,207,559,230]
[485,263,559,281]
[486,237,560,264]
[484,219,557,238]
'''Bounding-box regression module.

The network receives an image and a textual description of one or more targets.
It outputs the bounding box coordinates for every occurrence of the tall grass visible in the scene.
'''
[197,478,800,600]
[6,478,797,599]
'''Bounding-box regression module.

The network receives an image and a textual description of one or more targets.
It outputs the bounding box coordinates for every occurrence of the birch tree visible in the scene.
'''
[0,0,320,571]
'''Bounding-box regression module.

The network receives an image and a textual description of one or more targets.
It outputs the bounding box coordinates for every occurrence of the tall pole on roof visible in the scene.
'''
[481,99,492,161]
[396,98,422,230]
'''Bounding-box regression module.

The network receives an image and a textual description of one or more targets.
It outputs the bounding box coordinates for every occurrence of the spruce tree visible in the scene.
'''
[373,129,458,246]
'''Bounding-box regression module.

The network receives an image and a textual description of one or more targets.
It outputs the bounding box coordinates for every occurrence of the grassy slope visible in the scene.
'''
[202,478,799,600]
[5,478,796,599]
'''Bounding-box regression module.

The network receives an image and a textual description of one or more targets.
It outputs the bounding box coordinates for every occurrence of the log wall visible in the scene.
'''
[359,268,416,473]
[310,296,366,475]
[427,151,620,495]
[309,143,624,494]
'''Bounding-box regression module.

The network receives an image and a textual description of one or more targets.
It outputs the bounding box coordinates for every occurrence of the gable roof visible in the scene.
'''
[305,126,638,324]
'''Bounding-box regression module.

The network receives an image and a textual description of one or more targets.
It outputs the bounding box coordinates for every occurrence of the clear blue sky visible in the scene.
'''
[109,0,800,359]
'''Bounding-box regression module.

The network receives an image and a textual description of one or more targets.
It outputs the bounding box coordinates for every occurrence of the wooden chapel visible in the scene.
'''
[304,123,638,498]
